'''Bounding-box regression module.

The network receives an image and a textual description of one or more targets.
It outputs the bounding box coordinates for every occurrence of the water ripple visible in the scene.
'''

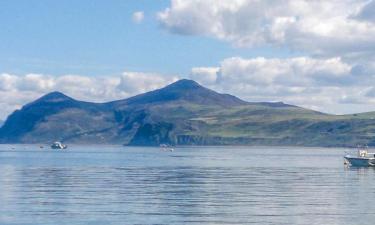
[0,145,375,224]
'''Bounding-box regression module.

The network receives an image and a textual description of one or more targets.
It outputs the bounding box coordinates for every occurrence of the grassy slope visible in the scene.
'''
[139,102,375,147]
[2,79,375,146]
[3,98,375,146]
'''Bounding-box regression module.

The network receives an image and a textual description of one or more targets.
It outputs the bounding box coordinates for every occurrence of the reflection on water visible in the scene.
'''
[1,145,375,225]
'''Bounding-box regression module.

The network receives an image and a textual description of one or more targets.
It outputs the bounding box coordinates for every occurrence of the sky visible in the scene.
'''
[1,0,375,119]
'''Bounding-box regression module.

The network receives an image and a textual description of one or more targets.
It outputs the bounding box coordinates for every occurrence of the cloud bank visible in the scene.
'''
[0,72,178,119]
[190,56,375,114]
[158,0,375,58]
[155,0,375,114]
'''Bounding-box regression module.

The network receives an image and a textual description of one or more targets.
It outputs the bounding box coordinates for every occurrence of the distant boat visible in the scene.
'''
[160,144,174,152]
[51,141,67,150]
[344,146,375,167]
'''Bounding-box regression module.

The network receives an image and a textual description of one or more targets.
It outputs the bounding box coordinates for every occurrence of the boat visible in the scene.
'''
[344,146,375,167]
[160,144,174,152]
[51,141,67,150]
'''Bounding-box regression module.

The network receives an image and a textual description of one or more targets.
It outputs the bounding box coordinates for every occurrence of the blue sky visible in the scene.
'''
[1,0,375,118]
[0,0,295,76]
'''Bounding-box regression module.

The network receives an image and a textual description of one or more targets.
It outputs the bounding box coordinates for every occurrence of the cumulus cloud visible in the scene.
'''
[189,56,375,114]
[132,11,144,24]
[0,74,18,91]
[0,72,176,119]
[190,67,219,85]
[157,0,375,113]
[118,71,178,94]
[158,0,375,58]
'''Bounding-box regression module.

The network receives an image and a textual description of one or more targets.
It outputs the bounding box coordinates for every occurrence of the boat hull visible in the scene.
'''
[51,146,67,150]
[344,156,375,167]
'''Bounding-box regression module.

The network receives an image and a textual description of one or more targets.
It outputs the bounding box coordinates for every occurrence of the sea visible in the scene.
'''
[0,145,374,225]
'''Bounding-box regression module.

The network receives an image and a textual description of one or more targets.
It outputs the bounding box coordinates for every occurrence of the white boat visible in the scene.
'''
[51,141,67,150]
[344,146,375,167]
[160,144,174,152]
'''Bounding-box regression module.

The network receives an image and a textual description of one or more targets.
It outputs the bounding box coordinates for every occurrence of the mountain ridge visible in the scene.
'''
[109,79,248,107]
[1,79,374,147]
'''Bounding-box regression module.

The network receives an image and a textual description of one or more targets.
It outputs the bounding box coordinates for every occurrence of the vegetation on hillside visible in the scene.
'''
[1,79,375,147]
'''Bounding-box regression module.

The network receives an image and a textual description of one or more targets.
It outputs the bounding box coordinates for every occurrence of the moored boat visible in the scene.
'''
[344,146,375,167]
[51,141,67,150]
[160,144,174,152]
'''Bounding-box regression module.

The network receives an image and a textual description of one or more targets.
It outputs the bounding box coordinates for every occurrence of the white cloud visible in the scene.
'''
[18,74,55,91]
[158,0,375,58]
[190,67,219,85]
[118,72,178,95]
[218,57,352,87]
[132,11,144,24]
[0,72,177,119]
[156,0,375,113]
[189,56,375,114]
[0,73,18,91]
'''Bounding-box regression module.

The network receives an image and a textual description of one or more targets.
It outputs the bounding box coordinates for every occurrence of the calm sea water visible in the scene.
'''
[0,145,374,225]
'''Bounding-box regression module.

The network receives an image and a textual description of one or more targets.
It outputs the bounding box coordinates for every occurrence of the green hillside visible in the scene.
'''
[1,79,375,147]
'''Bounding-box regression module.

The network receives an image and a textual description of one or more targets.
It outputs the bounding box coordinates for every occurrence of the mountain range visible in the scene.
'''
[1,79,375,147]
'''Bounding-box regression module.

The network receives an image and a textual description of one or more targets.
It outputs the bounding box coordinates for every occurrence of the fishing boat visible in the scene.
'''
[51,141,67,150]
[344,146,375,167]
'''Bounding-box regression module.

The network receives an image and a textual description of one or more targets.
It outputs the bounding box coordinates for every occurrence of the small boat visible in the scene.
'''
[344,146,375,167]
[51,141,67,150]
[160,144,174,152]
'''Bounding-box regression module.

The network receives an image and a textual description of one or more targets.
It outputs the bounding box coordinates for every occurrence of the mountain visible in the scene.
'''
[0,120,3,128]
[0,91,115,143]
[110,79,247,107]
[1,79,375,147]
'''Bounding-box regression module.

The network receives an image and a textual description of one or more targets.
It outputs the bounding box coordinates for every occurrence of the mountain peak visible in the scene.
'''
[115,79,247,107]
[24,91,74,108]
[165,79,201,90]
[36,91,74,103]
[41,91,70,100]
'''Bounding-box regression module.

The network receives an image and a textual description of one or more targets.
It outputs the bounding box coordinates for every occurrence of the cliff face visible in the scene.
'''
[1,79,375,147]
